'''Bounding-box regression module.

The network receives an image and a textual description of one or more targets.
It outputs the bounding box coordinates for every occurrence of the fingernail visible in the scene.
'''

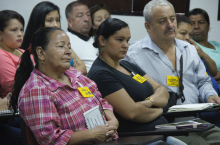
[106,123,108,126]
[106,133,108,136]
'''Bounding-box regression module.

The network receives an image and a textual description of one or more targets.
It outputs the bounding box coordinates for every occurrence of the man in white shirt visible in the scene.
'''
[124,0,220,144]
[65,1,98,72]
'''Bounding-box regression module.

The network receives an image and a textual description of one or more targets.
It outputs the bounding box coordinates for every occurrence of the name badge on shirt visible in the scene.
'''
[133,74,146,83]
[167,76,179,87]
[78,87,94,97]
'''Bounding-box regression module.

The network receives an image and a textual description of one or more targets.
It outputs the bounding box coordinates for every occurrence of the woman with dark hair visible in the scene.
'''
[21,1,87,75]
[89,4,111,36]
[87,18,186,145]
[9,27,118,145]
[0,10,24,145]
[186,8,220,84]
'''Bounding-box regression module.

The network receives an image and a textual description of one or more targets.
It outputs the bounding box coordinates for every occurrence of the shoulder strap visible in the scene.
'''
[179,55,185,103]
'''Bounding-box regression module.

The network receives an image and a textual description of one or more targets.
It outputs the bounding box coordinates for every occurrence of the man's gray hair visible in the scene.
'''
[143,0,175,24]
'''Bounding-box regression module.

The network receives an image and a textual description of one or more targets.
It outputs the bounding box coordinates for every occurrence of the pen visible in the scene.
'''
[176,124,208,130]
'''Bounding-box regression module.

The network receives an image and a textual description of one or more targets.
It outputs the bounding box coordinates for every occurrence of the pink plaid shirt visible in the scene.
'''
[18,67,113,145]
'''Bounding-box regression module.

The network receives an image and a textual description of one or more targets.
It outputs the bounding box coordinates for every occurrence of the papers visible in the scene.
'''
[168,103,219,112]
[155,120,204,129]
[83,105,105,129]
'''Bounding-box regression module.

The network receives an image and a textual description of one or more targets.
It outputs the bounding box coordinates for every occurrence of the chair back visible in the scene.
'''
[19,116,39,145]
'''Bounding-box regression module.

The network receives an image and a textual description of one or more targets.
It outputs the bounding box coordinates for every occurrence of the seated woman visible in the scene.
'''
[89,4,111,36]
[176,14,220,128]
[0,10,25,144]
[186,8,220,84]
[176,14,220,95]
[9,27,118,144]
[88,18,186,145]
[21,1,87,75]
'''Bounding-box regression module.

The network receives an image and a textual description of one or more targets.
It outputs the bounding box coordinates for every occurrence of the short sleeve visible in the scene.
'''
[0,52,16,98]
[90,71,123,98]
[18,87,73,145]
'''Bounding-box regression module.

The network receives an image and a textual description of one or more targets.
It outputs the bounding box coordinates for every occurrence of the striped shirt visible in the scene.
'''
[124,34,217,105]
[18,67,113,145]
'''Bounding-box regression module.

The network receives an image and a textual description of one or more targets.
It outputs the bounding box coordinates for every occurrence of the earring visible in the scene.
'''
[100,46,104,56]
[41,62,44,65]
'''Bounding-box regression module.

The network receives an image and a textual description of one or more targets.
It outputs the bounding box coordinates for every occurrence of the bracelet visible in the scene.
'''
[145,97,154,105]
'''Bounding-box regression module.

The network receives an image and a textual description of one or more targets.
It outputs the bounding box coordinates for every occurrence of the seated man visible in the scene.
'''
[124,0,220,144]
[65,1,99,72]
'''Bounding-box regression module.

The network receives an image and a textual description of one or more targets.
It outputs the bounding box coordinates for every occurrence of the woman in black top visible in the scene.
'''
[87,18,170,132]
[87,18,187,145]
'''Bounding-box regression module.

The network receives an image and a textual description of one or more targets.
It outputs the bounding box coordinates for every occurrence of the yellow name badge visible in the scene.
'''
[78,87,94,97]
[133,74,147,83]
[167,76,179,87]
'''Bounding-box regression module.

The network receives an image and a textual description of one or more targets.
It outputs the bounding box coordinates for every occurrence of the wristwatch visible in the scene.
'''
[145,97,154,105]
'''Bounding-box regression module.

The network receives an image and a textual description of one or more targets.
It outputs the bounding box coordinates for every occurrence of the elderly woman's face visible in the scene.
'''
[92,9,110,30]
[44,30,72,71]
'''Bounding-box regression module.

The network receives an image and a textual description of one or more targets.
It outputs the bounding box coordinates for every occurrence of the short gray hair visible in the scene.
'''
[143,0,175,24]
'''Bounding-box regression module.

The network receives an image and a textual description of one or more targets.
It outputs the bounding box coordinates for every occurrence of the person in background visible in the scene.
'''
[88,18,186,145]
[9,27,118,145]
[124,0,220,144]
[21,1,87,75]
[186,8,220,84]
[0,10,24,145]
[89,4,111,36]
[176,14,220,128]
[65,1,98,72]
[176,14,219,95]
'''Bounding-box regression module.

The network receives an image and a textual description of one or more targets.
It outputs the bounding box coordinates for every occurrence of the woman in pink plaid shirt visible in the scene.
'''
[9,27,118,145]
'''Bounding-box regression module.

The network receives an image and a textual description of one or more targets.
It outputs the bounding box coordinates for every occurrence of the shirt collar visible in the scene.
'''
[33,67,82,91]
[141,33,189,54]
[67,28,90,41]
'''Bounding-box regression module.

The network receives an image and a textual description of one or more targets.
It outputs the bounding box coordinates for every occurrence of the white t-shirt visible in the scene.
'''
[66,32,99,72]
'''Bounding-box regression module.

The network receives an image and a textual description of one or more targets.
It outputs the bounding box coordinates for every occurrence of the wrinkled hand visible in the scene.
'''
[92,124,117,143]
[214,71,220,84]
[104,121,118,142]
[73,59,79,68]
[187,39,206,59]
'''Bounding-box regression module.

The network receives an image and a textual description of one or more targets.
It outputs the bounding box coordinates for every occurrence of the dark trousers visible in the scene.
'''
[0,117,22,145]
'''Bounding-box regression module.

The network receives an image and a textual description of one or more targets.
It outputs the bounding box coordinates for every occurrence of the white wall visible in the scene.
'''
[0,0,219,43]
